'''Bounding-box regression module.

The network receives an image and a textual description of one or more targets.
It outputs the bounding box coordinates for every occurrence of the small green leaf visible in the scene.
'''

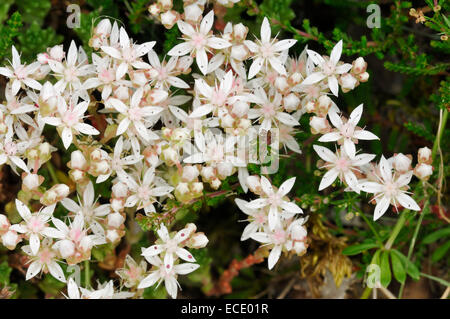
[380,250,392,288]
[391,249,420,281]
[422,227,450,244]
[342,242,379,256]
[390,250,406,284]
[431,241,450,263]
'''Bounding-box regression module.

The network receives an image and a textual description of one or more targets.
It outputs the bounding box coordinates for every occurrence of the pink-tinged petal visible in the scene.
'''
[11,79,21,96]
[250,232,271,244]
[196,48,208,75]
[396,172,413,187]
[164,252,174,270]
[101,46,122,59]
[16,199,31,221]
[301,72,326,85]
[67,41,78,66]
[183,152,205,164]
[29,233,40,255]
[11,46,21,68]
[22,78,42,91]
[260,17,271,43]
[165,276,178,299]
[177,20,195,37]
[349,104,363,126]
[268,205,279,231]
[195,78,213,98]
[241,222,259,241]
[176,247,196,262]
[280,201,303,214]
[269,57,287,76]
[336,63,352,74]
[52,217,69,234]
[359,182,383,193]
[157,224,170,242]
[116,118,131,136]
[207,37,231,50]
[306,49,325,65]
[374,196,390,221]
[26,261,42,280]
[327,109,343,128]
[167,76,189,89]
[352,153,376,166]
[268,245,282,270]
[115,62,128,80]
[61,127,73,149]
[379,156,392,182]
[0,67,13,77]
[243,40,258,53]
[174,263,200,275]
[48,261,66,282]
[275,112,299,126]
[168,42,192,56]
[260,176,274,195]
[319,168,339,191]
[119,27,130,48]
[343,138,356,159]
[67,278,80,299]
[189,104,213,118]
[319,132,341,142]
[200,10,214,34]
[124,194,138,207]
[246,198,269,209]
[330,40,343,65]
[136,42,155,57]
[142,245,164,257]
[248,57,264,79]
[278,177,296,197]
[313,145,337,162]
[353,129,379,140]
[75,123,100,135]
[396,193,420,211]
[328,75,339,97]
[344,170,360,193]
[272,39,297,52]
[137,272,160,289]
[150,186,174,197]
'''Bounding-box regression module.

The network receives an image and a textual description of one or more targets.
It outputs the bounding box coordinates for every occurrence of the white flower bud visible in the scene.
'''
[112,182,128,198]
[292,241,307,254]
[189,233,209,248]
[275,76,288,92]
[340,73,358,92]
[95,19,112,36]
[111,198,124,212]
[304,100,316,113]
[23,173,41,191]
[317,95,332,114]
[148,3,161,16]
[184,3,203,23]
[414,163,433,180]
[232,100,249,117]
[418,147,432,164]
[283,93,300,112]
[310,116,329,134]
[176,56,194,73]
[233,23,248,40]
[392,153,412,173]
[108,212,125,228]
[55,184,70,197]
[80,236,93,252]
[353,57,367,74]
[182,165,199,182]
[201,166,215,180]
[115,86,130,100]
[2,230,19,250]
[59,239,76,258]
[217,162,233,178]
[221,114,235,128]
[176,182,190,195]
[158,0,173,10]
[37,53,50,64]
[358,72,369,82]
[246,175,261,193]
[211,178,221,190]
[69,169,85,182]
[49,45,64,61]
[106,229,120,243]
[70,150,87,170]
[161,10,178,29]
[191,182,203,194]
[162,147,178,164]
[0,214,10,231]
[230,44,248,61]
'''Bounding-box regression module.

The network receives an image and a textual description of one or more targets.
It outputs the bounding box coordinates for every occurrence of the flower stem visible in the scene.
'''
[84,260,90,289]
[46,161,59,184]
[432,108,448,160]
[384,209,409,250]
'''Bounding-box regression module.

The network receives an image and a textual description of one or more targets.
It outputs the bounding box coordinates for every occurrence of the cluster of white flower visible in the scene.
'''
[0,3,429,298]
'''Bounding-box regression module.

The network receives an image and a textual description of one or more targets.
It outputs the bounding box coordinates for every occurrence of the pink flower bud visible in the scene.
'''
[59,239,76,258]
[0,214,10,232]
[49,45,65,62]
[184,4,203,23]
[106,229,120,243]
[191,182,203,194]
[148,3,161,15]
[189,233,209,248]
[275,76,289,92]
[2,230,20,250]
[176,182,190,195]
[112,182,129,198]
[317,95,332,114]
[246,175,261,194]
[211,178,221,189]
[176,56,194,73]
[37,53,50,64]
[233,23,248,40]
[158,0,173,10]
[352,57,367,74]
[161,10,178,29]
[111,198,124,212]
[70,150,87,170]
[22,173,43,191]
[340,73,358,92]
[201,166,215,180]
[230,44,248,61]
[182,165,199,182]
[358,72,369,82]
[232,100,249,117]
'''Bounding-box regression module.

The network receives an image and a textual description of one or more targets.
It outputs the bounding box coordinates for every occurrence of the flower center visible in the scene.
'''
[63,110,79,127]
[322,60,336,76]
[191,33,206,50]
[29,216,45,233]
[272,229,286,245]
